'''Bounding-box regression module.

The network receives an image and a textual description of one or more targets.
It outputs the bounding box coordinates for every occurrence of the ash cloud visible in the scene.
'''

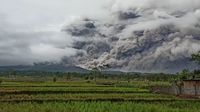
[118,10,141,20]
[1,0,200,73]
[62,0,200,73]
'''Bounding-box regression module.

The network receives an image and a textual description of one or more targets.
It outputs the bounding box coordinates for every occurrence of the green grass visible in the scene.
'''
[0,80,171,87]
[0,86,148,91]
[0,81,97,87]
[0,101,200,112]
[0,93,177,101]
[0,80,197,112]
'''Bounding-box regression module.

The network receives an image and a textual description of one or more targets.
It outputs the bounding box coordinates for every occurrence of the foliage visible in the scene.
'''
[192,51,200,64]
[53,77,57,82]
[177,69,190,80]
[0,101,200,112]
[0,70,177,82]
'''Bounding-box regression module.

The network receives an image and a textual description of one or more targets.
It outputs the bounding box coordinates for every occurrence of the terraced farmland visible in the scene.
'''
[0,80,199,112]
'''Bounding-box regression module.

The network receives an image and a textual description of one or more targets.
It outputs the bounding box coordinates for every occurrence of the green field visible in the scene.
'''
[1,101,200,112]
[0,75,199,112]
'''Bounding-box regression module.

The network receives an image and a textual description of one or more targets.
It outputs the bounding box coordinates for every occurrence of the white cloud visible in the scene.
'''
[0,0,107,66]
[30,43,77,62]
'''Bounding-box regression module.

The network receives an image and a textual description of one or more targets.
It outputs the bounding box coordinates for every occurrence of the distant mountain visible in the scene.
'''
[0,64,89,73]
[0,64,141,74]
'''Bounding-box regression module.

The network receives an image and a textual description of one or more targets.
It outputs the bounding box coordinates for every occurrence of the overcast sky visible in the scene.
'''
[0,0,108,66]
[0,0,107,31]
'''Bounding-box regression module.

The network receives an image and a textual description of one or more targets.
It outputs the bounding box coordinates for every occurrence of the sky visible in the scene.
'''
[0,0,107,66]
[0,0,200,73]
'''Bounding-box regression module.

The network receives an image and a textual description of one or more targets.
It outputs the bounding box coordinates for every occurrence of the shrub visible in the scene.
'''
[53,77,57,82]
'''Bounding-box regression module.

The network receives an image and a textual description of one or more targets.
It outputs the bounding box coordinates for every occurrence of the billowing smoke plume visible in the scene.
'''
[62,0,200,73]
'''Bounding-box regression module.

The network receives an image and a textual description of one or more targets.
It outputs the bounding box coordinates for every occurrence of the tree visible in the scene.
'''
[0,79,2,84]
[53,77,57,82]
[66,74,71,81]
[90,64,110,82]
[191,51,200,78]
[10,69,17,76]
[91,67,100,82]
[178,69,190,80]
[192,51,200,64]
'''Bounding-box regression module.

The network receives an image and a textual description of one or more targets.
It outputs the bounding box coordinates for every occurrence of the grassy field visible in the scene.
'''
[1,101,200,112]
[0,77,199,112]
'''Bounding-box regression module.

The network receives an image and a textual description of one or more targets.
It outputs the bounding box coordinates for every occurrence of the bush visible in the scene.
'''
[86,80,91,83]
[53,77,57,82]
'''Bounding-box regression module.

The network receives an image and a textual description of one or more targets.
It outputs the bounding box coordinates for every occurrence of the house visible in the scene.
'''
[182,79,200,96]
[150,79,200,97]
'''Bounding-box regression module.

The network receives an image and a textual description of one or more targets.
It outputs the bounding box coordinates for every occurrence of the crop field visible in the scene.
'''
[0,76,199,112]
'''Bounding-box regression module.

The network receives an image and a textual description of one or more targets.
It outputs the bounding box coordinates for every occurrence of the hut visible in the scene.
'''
[182,79,200,96]
[150,79,200,96]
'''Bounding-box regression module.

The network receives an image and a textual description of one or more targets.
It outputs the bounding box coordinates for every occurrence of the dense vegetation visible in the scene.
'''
[0,70,177,82]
